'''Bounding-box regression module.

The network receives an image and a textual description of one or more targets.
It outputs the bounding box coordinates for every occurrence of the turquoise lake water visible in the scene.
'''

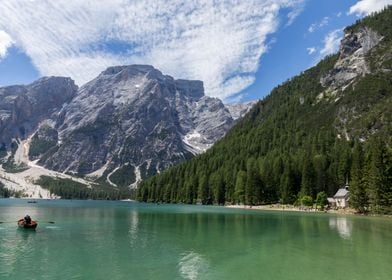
[0,199,391,280]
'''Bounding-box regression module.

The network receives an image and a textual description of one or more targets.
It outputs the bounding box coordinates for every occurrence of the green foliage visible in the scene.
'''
[234,170,246,204]
[2,140,29,173]
[364,137,392,214]
[28,126,58,159]
[0,181,10,198]
[136,8,392,214]
[36,175,134,200]
[109,165,136,187]
[300,195,313,207]
[0,182,23,198]
[29,138,57,158]
[346,6,392,40]
[2,161,29,173]
[315,192,328,210]
[350,142,368,213]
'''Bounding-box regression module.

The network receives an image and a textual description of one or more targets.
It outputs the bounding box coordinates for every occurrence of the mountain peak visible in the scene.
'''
[101,64,157,76]
[175,79,204,99]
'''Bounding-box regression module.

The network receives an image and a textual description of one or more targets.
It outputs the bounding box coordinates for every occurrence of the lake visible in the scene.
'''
[0,199,391,280]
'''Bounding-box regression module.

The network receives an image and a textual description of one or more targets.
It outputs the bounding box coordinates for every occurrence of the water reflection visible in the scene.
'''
[128,210,139,246]
[178,251,208,280]
[329,217,352,239]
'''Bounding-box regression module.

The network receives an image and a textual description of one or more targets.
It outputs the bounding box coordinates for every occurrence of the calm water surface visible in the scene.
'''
[0,199,391,280]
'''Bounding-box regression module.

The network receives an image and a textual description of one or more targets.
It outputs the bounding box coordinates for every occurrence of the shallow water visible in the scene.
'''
[0,199,391,280]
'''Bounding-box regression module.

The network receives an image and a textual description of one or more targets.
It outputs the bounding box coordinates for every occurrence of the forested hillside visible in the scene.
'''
[137,8,392,214]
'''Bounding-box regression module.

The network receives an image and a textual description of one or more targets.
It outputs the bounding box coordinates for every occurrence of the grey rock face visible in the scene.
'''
[320,27,383,90]
[1,65,248,186]
[0,77,77,149]
[225,101,257,120]
[36,65,234,185]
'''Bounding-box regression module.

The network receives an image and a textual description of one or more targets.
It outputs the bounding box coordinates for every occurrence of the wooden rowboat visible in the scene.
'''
[17,219,38,229]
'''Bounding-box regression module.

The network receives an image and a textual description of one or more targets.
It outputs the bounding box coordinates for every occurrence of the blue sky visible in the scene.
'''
[0,0,391,103]
[239,0,360,102]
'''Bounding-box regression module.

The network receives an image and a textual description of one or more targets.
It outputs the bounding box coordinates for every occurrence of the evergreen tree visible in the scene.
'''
[300,154,315,198]
[235,170,246,204]
[350,141,368,213]
[313,154,328,194]
[198,174,210,204]
[210,172,225,205]
[245,158,258,205]
[366,138,385,213]
[280,164,296,204]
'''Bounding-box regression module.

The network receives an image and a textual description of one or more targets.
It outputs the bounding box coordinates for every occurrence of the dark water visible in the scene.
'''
[0,199,391,280]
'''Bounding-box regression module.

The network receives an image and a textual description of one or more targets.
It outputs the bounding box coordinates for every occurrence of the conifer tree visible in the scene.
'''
[366,138,385,213]
[300,154,315,198]
[245,158,258,205]
[235,170,246,204]
[198,174,209,204]
[350,141,368,213]
[280,164,295,204]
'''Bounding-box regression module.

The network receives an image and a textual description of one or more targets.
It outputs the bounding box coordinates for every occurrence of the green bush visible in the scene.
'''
[316,192,328,210]
[300,196,314,207]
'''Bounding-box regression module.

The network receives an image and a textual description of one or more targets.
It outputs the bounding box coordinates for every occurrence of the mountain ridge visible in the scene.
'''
[0,65,252,197]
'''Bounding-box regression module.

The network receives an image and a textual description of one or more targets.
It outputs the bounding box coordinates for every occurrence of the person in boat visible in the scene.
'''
[24,215,32,225]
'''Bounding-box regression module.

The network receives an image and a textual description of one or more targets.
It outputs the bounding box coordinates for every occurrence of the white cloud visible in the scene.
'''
[349,0,392,16]
[308,17,329,33]
[0,0,305,100]
[0,30,13,59]
[320,29,343,57]
[307,47,316,55]
[286,0,306,26]
[225,93,248,104]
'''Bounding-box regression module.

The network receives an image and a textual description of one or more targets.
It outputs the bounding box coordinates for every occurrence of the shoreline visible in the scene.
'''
[225,204,359,216]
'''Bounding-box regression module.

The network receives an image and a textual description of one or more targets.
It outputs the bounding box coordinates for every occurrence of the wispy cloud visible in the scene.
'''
[308,17,329,33]
[349,0,392,16]
[0,0,305,100]
[286,0,306,26]
[225,92,248,104]
[319,29,343,57]
[306,47,316,55]
[0,30,13,60]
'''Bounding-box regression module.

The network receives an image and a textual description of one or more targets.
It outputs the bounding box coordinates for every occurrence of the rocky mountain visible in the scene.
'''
[0,77,77,150]
[137,7,392,214]
[225,101,257,120]
[320,26,383,92]
[39,65,237,186]
[1,65,252,193]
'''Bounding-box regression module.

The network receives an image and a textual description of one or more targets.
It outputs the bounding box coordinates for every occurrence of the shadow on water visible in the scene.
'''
[16,227,37,238]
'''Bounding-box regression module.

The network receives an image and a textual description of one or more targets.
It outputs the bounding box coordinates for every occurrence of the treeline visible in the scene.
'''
[0,181,11,197]
[137,8,392,214]
[137,136,391,214]
[0,181,24,198]
[36,176,134,200]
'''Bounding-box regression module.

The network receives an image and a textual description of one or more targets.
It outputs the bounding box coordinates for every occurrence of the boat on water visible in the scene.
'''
[17,219,38,229]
